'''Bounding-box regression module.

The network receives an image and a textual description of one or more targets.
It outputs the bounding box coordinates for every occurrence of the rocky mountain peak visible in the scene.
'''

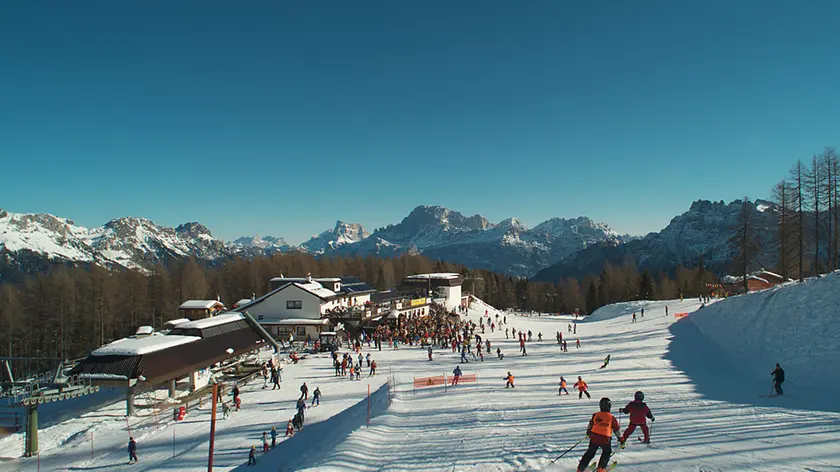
[175,222,213,239]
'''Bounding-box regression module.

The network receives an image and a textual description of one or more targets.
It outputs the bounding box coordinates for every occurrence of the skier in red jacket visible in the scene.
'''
[619,391,655,444]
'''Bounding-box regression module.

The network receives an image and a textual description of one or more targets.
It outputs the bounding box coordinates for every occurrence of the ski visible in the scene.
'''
[588,460,617,470]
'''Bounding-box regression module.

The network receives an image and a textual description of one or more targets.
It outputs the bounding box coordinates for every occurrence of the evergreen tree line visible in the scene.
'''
[732,148,840,286]
[0,252,717,362]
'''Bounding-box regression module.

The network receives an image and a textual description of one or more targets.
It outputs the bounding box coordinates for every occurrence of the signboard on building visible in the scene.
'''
[410,298,428,307]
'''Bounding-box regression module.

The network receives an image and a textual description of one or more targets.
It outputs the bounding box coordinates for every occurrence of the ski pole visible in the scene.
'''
[551,436,586,463]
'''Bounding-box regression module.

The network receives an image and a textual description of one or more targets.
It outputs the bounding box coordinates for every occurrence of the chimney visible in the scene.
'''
[252,293,256,300]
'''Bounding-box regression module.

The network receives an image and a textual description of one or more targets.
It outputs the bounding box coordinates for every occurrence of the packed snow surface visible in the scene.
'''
[2,276,840,471]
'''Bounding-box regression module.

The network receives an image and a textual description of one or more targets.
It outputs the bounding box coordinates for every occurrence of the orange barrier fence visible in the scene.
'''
[448,374,477,385]
[674,312,689,319]
[413,373,478,394]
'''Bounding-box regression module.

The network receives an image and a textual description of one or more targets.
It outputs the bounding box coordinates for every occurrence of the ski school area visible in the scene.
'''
[2,273,840,471]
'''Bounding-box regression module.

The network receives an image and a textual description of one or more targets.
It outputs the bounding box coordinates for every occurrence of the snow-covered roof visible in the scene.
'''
[757,270,784,280]
[262,319,330,326]
[295,281,338,299]
[234,299,253,307]
[163,318,191,328]
[92,335,200,357]
[135,326,154,336]
[176,313,244,330]
[404,273,461,280]
[179,300,225,310]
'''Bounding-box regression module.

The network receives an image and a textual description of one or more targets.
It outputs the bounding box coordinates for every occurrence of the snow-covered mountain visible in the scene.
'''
[532,199,779,282]
[229,235,295,256]
[329,206,626,276]
[0,209,232,274]
[300,221,369,254]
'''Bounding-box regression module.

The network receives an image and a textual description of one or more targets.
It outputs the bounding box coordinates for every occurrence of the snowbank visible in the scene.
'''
[668,271,840,411]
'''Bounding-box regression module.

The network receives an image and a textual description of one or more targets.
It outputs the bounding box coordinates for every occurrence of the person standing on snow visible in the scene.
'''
[576,339,580,349]
[632,313,637,323]
[559,376,569,395]
[576,398,622,472]
[504,372,515,388]
[574,376,591,399]
[311,387,322,407]
[366,353,371,367]
[247,445,257,466]
[538,332,543,342]
[505,328,509,339]
[452,366,463,385]
[270,427,277,448]
[527,330,532,341]
[619,391,655,445]
[568,324,572,333]
[563,340,568,352]
[428,346,433,361]
[641,307,645,318]
[599,355,611,369]
[557,331,562,345]
[127,437,138,464]
[300,382,308,400]
[370,360,377,376]
[771,363,785,396]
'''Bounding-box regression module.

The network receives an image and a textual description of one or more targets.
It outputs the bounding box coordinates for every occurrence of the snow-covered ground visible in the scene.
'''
[3,274,840,471]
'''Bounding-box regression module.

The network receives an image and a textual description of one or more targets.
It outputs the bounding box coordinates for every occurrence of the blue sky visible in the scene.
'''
[2,1,840,244]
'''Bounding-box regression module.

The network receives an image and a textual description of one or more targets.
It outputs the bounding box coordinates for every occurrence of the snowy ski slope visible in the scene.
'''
[2,275,840,471]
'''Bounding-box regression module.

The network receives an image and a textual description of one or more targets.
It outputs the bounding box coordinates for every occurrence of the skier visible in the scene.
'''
[619,391,655,444]
[665,306,669,317]
[576,398,622,472]
[556,331,562,345]
[538,332,542,342]
[527,330,532,342]
[460,346,469,363]
[521,345,527,356]
[270,426,277,448]
[262,432,269,452]
[428,346,433,361]
[504,372,515,388]
[771,363,785,396]
[222,401,231,419]
[632,313,637,323]
[452,366,462,386]
[559,376,569,395]
[366,353,371,367]
[641,307,645,317]
[272,365,282,390]
[292,411,303,431]
[232,383,241,405]
[311,387,322,407]
[576,338,580,349]
[248,445,257,466]
[563,340,568,352]
[497,347,504,360]
[486,340,491,352]
[505,328,509,339]
[574,376,591,399]
[599,355,611,369]
[574,323,577,334]
[355,363,362,380]
[370,360,377,376]
[286,419,294,437]
[568,324,572,333]
[300,382,308,400]
[127,437,138,464]
[296,397,306,420]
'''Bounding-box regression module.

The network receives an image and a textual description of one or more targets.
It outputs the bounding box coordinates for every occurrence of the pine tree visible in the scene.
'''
[789,161,806,280]
[638,269,655,300]
[729,197,761,292]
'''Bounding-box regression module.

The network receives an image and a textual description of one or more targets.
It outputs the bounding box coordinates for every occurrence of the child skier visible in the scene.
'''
[262,432,269,452]
[599,355,611,369]
[286,419,294,437]
[248,445,257,466]
[576,398,622,472]
[311,387,322,406]
[574,376,591,399]
[619,391,655,444]
[504,372,515,388]
[270,427,277,448]
[559,376,569,395]
[370,360,377,376]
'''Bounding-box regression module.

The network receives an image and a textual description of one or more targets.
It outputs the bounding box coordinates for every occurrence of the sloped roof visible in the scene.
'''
[92,335,199,356]
[179,300,225,310]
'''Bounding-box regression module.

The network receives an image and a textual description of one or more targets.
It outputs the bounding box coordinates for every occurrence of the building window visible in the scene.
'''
[278,327,291,336]
[287,300,302,310]
[296,327,306,336]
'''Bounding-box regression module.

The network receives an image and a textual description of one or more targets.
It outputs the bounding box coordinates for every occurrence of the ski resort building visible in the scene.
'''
[234,275,376,339]
[402,273,464,311]
[71,313,274,415]
[177,300,226,320]
[721,270,789,294]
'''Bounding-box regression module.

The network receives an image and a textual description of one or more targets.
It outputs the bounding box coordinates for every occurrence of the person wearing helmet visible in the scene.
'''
[573,376,591,399]
[577,398,622,472]
[504,372,515,388]
[619,391,655,444]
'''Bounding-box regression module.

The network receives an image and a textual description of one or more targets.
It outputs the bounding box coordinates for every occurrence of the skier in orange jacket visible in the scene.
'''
[504,372,515,388]
[577,398,622,472]
[574,376,591,399]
